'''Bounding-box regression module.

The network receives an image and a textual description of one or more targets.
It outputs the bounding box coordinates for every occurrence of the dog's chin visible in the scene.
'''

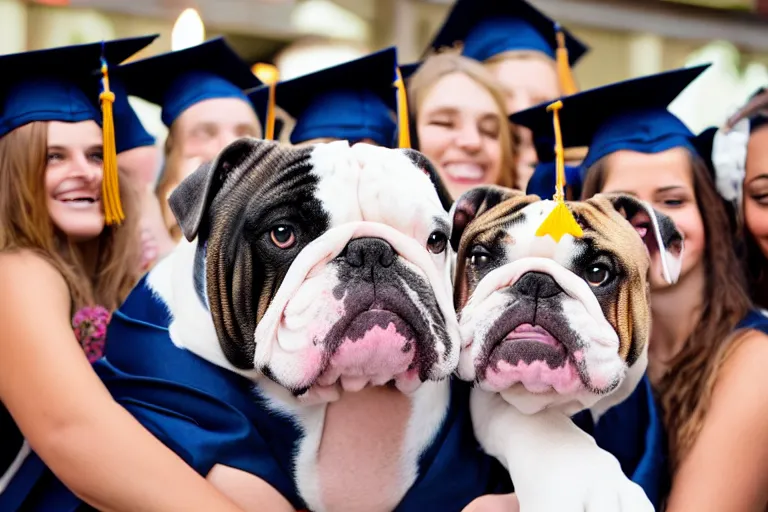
[279,305,436,404]
[476,324,586,396]
[308,309,423,395]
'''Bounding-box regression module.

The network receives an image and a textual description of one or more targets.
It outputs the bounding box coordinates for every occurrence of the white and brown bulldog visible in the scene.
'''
[450,185,684,512]
[144,139,508,512]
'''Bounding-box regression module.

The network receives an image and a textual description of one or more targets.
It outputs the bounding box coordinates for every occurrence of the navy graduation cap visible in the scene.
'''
[117,37,262,128]
[425,0,588,66]
[399,62,421,81]
[255,47,399,148]
[111,75,156,153]
[511,64,711,181]
[0,35,156,138]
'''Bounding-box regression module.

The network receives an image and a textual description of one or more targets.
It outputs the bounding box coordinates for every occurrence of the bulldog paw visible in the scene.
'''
[517,449,653,512]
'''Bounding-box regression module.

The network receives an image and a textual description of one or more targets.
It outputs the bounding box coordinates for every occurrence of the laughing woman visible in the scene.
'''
[407,52,518,201]
[0,40,244,512]
[724,87,768,310]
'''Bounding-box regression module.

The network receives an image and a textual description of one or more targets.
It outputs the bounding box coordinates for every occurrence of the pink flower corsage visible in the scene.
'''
[72,306,111,363]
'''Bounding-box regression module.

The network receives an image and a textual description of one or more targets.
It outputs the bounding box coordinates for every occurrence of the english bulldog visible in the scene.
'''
[138,138,508,512]
[450,185,684,512]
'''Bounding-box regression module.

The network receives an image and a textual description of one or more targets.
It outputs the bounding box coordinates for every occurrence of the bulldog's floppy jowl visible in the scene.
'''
[162,138,460,403]
[450,186,684,415]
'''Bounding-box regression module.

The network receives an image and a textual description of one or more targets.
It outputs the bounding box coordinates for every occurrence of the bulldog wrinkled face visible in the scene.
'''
[169,139,459,403]
[450,186,684,413]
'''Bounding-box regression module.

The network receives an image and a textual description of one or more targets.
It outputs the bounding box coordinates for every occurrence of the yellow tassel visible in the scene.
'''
[99,51,124,226]
[394,67,411,149]
[555,25,578,96]
[535,100,583,242]
[252,63,280,141]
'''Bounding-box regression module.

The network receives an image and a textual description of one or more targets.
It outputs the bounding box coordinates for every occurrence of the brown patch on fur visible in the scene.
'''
[453,192,539,310]
[569,195,653,362]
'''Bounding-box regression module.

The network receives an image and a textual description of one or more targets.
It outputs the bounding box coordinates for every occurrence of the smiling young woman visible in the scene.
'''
[0,38,247,512]
[408,52,518,201]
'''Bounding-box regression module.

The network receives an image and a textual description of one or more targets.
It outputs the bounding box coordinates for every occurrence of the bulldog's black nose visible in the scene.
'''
[514,271,563,299]
[343,237,396,270]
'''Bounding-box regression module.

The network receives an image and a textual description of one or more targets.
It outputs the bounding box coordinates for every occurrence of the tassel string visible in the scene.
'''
[394,67,411,149]
[99,41,124,226]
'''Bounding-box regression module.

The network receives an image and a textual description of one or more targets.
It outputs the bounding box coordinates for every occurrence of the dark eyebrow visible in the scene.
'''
[747,173,768,184]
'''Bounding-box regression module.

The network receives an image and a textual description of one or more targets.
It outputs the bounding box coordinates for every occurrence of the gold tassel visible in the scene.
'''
[555,24,578,96]
[99,48,124,226]
[252,63,280,141]
[394,67,411,149]
[535,100,583,242]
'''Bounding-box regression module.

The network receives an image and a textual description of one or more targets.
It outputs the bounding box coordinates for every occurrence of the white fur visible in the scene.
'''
[471,389,652,512]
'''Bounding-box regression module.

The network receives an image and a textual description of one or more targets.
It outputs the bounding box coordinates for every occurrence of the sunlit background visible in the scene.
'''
[8,0,768,139]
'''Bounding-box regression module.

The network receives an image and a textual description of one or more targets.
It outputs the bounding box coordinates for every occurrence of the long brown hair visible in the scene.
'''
[407,51,518,189]
[0,121,141,311]
[582,151,753,470]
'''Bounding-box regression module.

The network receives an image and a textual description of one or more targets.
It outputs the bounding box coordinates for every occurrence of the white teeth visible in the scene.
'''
[443,163,485,180]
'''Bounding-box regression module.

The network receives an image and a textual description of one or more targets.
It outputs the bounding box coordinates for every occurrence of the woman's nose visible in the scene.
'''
[456,125,482,151]
[71,154,102,182]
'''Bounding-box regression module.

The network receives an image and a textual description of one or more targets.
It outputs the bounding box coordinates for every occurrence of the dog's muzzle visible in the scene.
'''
[458,258,626,399]
[253,222,460,403]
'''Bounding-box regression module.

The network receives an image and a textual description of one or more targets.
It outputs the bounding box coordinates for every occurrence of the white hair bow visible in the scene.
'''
[712,117,750,204]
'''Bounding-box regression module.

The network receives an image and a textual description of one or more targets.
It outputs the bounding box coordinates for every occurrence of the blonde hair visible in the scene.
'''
[407,51,519,189]
[0,122,142,311]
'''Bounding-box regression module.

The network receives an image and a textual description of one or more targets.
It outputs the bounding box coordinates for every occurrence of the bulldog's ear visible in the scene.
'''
[400,148,454,212]
[604,193,685,284]
[169,137,265,241]
[449,186,526,252]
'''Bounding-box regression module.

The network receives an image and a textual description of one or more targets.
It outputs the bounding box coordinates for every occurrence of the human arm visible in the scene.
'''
[0,251,244,512]
[666,331,768,512]
[207,464,294,512]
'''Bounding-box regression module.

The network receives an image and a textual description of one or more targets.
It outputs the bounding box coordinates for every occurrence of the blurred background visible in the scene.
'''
[7,0,768,139]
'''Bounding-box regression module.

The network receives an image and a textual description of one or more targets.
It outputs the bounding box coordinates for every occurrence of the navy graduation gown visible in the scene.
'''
[3,275,509,511]
[736,309,768,335]
[100,276,511,510]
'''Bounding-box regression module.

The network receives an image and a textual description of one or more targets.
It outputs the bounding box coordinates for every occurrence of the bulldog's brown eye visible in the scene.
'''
[585,264,611,287]
[270,226,295,249]
[469,246,491,268]
[427,231,448,254]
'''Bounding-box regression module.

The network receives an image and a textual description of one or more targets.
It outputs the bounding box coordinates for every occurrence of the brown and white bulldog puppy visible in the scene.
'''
[450,185,684,512]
